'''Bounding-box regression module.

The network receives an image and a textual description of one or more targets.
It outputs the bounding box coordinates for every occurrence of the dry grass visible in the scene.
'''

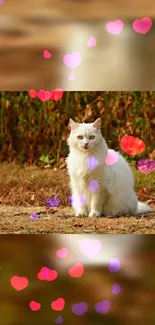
[0,162,70,206]
[0,162,155,234]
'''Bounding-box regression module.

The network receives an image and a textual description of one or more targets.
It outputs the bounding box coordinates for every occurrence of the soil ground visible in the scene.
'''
[0,204,155,234]
[0,163,155,234]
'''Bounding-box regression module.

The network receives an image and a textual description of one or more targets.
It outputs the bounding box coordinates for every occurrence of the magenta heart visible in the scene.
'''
[132,17,152,34]
[43,50,52,59]
[106,20,124,35]
[63,52,82,68]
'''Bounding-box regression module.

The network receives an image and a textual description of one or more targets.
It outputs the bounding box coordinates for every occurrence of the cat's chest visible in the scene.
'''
[68,152,103,179]
[73,158,101,179]
[76,168,89,178]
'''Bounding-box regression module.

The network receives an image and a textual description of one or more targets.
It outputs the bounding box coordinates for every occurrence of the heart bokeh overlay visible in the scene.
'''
[27,17,153,83]
[2,239,122,323]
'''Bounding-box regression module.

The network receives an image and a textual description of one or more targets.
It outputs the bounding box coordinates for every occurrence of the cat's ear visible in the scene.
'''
[69,119,77,131]
[93,118,102,129]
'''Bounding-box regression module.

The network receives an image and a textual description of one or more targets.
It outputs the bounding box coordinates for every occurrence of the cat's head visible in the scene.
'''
[67,118,102,152]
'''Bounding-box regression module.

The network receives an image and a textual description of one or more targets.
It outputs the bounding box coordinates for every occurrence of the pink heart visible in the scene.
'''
[43,50,52,59]
[29,301,41,311]
[50,88,63,101]
[132,17,152,34]
[10,276,28,291]
[37,267,58,281]
[56,248,68,259]
[68,73,75,80]
[79,239,102,258]
[37,90,51,101]
[106,20,124,35]
[87,37,96,47]
[37,90,46,101]
[51,298,65,311]
[44,91,51,100]
[69,263,84,278]
[63,52,82,68]
[37,267,50,280]
[105,149,118,166]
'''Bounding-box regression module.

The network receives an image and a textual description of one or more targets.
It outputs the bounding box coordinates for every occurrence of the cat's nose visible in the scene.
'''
[84,143,89,148]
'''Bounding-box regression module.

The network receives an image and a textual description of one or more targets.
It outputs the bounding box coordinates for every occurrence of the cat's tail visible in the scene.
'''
[136,201,151,214]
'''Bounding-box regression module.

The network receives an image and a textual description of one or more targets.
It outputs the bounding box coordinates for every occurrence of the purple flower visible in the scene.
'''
[30,212,39,221]
[46,196,60,208]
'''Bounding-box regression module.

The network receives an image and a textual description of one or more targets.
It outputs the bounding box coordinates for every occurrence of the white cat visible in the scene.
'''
[66,118,151,217]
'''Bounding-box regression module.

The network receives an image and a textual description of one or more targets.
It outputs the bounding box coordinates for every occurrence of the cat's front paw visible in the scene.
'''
[89,210,102,217]
[75,209,88,217]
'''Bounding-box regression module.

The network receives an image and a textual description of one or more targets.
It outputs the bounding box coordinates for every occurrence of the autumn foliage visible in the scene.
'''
[0,91,154,166]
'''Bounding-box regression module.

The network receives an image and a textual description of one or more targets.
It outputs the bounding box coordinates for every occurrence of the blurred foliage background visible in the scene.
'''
[0,91,154,167]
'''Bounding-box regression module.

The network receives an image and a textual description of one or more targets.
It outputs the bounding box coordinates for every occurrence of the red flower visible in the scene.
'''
[120,135,145,155]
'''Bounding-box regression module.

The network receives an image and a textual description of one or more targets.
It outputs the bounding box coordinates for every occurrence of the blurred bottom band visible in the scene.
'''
[0,234,155,325]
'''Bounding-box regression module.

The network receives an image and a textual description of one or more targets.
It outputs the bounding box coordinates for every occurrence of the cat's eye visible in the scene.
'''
[77,135,83,139]
[89,135,95,139]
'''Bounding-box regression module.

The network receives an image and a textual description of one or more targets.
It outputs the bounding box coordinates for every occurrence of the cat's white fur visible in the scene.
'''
[66,118,151,217]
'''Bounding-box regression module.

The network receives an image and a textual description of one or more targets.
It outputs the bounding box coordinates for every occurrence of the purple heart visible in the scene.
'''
[88,180,99,192]
[87,156,99,169]
[68,194,86,208]
[55,316,63,324]
[108,258,121,272]
[72,302,88,316]
[46,196,60,208]
[137,158,155,174]
[112,283,121,294]
[30,211,39,221]
[95,300,111,314]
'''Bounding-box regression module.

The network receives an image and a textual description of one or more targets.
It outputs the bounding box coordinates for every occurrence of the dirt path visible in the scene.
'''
[0,204,155,234]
